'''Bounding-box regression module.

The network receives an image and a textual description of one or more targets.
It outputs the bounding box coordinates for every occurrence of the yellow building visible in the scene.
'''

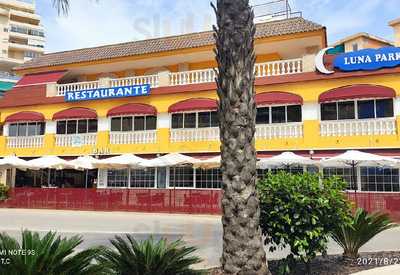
[1,16,400,194]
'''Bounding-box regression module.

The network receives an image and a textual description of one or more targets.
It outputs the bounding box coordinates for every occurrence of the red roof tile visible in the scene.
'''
[15,70,67,87]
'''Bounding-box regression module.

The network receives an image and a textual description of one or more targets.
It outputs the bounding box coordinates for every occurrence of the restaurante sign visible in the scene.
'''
[65,84,151,102]
[316,46,400,74]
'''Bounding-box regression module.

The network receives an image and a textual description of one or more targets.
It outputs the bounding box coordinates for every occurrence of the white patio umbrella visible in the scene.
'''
[257,152,317,169]
[69,156,100,170]
[142,153,200,167]
[27,156,75,170]
[95,154,146,169]
[0,155,31,170]
[320,150,399,192]
[193,155,221,169]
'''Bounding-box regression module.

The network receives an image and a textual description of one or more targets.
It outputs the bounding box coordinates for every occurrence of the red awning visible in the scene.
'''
[15,70,67,87]
[107,103,157,117]
[5,111,45,123]
[168,98,218,113]
[319,85,396,103]
[53,108,97,120]
[255,92,303,106]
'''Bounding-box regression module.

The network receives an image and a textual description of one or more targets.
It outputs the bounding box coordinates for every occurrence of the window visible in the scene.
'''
[361,167,399,192]
[322,99,394,121]
[171,111,218,129]
[169,167,194,188]
[110,115,157,132]
[256,105,302,124]
[323,167,355,190]
[107,169,128,188]
[352,43,358,52]
[130,168,156,188]
[195,168,222,189]
[56,119,98,135]
[8,122,44,137]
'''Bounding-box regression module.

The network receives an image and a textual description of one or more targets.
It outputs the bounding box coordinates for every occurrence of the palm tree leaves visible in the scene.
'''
[332,208,398,258]
[0,230,105,275]
[99,235,203,275]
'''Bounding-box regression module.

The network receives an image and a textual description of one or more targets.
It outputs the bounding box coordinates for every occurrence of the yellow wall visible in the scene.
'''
[1,72,400,157]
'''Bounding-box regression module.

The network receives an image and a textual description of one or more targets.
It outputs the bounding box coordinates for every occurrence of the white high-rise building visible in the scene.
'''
[0,0,44,92]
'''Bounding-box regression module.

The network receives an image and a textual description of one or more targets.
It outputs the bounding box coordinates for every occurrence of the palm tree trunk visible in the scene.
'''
[213,0,269,274]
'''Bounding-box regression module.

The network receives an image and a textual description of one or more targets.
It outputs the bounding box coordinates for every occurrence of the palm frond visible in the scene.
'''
[52,0,70,15]
[332,208,398,258]
[99,235,204,275]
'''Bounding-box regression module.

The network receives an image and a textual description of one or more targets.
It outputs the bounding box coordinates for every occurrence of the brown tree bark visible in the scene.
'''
[213,0,270,274]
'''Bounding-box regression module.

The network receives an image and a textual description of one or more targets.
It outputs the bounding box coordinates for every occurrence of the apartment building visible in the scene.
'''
[0,0,44,93]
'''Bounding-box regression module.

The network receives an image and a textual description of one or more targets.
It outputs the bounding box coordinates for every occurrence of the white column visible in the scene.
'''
[394,97,400,116]
[3,123,9,137]
[302,102,319,120]
[45,120,56,134]
[97,169,107,188]
[98,117,110,131]
[157,112,170,129]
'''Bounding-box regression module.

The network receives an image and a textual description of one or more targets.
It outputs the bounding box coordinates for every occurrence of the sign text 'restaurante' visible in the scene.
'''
[65,84,151,102]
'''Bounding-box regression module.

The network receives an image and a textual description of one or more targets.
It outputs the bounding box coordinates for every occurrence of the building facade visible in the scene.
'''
[0,16,400,195]
[0,0,44,93]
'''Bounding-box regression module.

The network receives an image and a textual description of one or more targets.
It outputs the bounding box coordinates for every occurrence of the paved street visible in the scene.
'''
[0,209,400,269]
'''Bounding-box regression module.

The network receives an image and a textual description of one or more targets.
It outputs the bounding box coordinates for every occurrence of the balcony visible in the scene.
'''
[55,133,97,147]
[53,58,305,96]
[320,118,397,137]
[170,127,219,142]
[256,123,303,139]
[7,136,44,148]
[110,130,157,145]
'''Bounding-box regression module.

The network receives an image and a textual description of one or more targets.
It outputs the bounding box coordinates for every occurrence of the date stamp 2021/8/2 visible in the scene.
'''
[357,257,400,266]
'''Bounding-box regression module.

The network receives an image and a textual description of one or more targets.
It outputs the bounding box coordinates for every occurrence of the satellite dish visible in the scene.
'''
[315,47,335,74]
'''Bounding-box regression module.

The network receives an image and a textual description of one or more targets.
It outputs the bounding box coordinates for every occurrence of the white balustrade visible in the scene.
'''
[256,123,303,139]
[55,133,97,147]
[170,127,220,142]
[110,131,157,144]
[109,75,159,88]
[320,118,397,137]
[254,58,303,77]
[57,80,99,96]
[7,136,44,148]
[169,69,216,86]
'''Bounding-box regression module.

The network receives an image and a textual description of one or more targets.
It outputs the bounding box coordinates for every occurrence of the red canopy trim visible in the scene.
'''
[15,70,67,87]
[5,111,45,123]
[168,98,218,113]
[319,84,396,103]
[107,103,157,117]
[53,108,97,120]
[255,92,303,106]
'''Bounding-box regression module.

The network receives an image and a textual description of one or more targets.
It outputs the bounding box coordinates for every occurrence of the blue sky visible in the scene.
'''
[35,0,400,53]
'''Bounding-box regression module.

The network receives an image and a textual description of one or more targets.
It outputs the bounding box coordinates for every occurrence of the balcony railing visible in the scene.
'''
[54,58,304,95]
[170,127,220,142]
[57,80,99,96]
[7,136,44,148]
[55,133,97,147]
[256,122,303,139]
[110,130,157,144]
[320,118,397,137]
[109,75,159,88]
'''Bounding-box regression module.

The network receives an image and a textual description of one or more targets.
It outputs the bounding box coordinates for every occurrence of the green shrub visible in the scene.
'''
[0,230,105,275]
[99,235,204,275]
[0,185,9,201]
[332,208,398,259]
[257,171,351,273]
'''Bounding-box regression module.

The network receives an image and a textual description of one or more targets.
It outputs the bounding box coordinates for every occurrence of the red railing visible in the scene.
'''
[0,188,222,215]
[346,191,400,222]
[1,188,400,221]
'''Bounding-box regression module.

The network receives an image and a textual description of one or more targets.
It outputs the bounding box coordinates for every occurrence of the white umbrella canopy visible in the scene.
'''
[69,156,100,170]
[95,154,146,169]
[257,152,317,169]
[142,153,200,167]
[27,156,75,170]
[193,156,221,169]
[320,150,399,167]
[0,156,31,170]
